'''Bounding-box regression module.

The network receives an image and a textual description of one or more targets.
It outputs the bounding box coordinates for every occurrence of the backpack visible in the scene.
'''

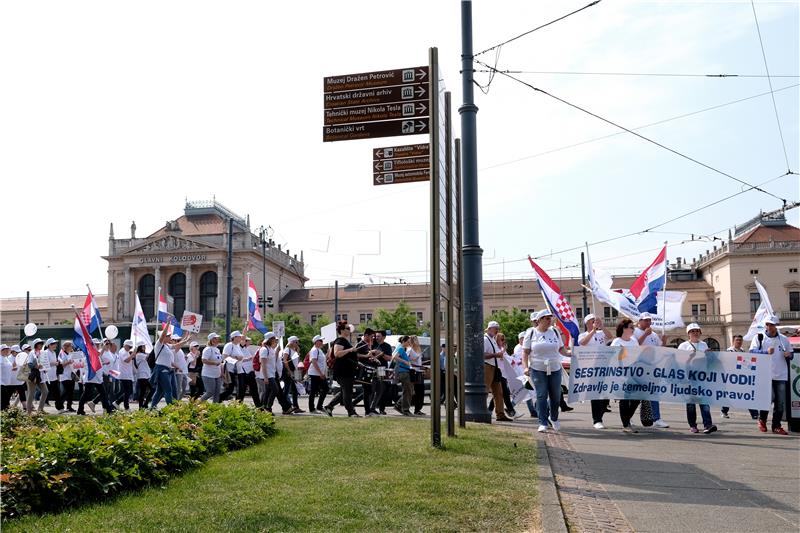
[302,352,311,375]
[253,350,261,372]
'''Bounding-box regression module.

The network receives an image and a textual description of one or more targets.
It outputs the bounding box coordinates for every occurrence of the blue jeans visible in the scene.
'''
[759,380,787,429]
[651,400,661,421]
[531,369,562,427]
[526,399,537,416]
[150,365,175,409]
[686,403,712,428]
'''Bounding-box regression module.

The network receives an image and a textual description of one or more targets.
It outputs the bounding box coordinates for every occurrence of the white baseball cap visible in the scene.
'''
[529,312,538,321]
[10,345,21,353]
[62,340,74,347]
[22,344,31,351]
[584,313,597,325]
[639,312,653,321]
[686,323,702,333]
[32,338,44,346]
[123,339,134,347]
[486,321,500,330]
[518,331,526,339]
[536,309,553,320]
[287,336,299,343]
[0,344,9,351]
[45,337,57,346]
[312,335,324,343]
[765,315,780,325]
[230,330,242,339]
[264,332,276,341]
[92,338,101,345]
[190,341,200,348]
[207,332,221,341]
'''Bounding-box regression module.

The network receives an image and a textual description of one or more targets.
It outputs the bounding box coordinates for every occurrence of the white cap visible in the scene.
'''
[529,312,538,321]
[171,334,182,340]
[686,322,702,333]
[32,338,44,346]
[10,345,21,352]
[639,312,653,321]
[135,339,148,348]
[190,341,200,348]
[584,313,596,325]
[312,335,324,343]
[287,335,299,343]
[765,315,780,325]
[45,337,57,346]
[123,339,134,346]
[486,321,500,330]
[0,344,9,351]
[230,330,242,339]
[207,332,221,341]
[22,344,31,350]
[264,332,276,341]
[62,339,74,347]
[537,309,553,320]
[92,338,101,345]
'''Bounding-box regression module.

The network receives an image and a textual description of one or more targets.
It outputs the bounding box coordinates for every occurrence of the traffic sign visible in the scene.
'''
[373,143,429,160]
[373,168,430,186]
[324,101,428,126]
[323,118,428,142]
[324,66,428,93]
[324,83,428,110]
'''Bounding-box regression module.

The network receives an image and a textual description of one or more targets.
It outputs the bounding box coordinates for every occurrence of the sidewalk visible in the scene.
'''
[529,401,800,533]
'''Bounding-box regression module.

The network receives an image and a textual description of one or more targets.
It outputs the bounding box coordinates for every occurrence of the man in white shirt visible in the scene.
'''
[578,314,612,429]
[633,313,669,428]
[678,323,716,434]
[749,315,793,435]
[484,321,513,422]
[219,330,243,402]
[236,336,262,408]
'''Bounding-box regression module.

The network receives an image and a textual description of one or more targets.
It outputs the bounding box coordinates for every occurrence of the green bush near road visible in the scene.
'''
[0,402,275,520]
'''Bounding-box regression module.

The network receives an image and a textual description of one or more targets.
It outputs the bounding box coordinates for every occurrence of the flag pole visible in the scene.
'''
[244,272,251,336]
[86,284,106,342]
[585,243,597,316]
[661,242,668,340]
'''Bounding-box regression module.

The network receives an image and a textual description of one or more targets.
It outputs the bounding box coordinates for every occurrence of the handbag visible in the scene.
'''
[639,400,654,427]
[56,362,64,375]
[16,362,31,382]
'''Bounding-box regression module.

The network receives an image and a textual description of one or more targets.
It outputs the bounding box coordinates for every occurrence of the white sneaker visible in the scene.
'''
[537,425,548,433]
[551,420,561,432]
[593,422,606,430]
[653,419,669,428]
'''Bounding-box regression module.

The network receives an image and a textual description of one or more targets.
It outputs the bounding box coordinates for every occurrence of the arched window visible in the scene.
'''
[670,338,685,348]
[199,271,217,321]
[704,338,720,351]
[138,274,155,321]
[169,273,186,319]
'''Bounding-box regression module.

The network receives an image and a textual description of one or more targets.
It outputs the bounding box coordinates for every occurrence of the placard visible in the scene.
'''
[181,311,203,333]
[272,321,286,339]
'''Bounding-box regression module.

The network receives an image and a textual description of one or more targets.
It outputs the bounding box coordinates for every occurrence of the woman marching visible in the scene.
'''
[610,318,641,433]
[578,314,612,429]
[679,323,717,434]
[281,336,304,413]
[133,341,153,410]
[523,310,570,433]
[200,333,224,403]
[261,333,293,414]
[307,335,329,413]
[323,322,361,418]
[56,340,77,412]
[25,338,49,414]
[408,336,426,416]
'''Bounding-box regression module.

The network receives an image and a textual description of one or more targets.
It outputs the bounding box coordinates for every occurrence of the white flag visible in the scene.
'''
[586,245,641,319]
[743,279,774,341]
[130,292,154,353]
[498,354,533,405]
[651,291,686,331]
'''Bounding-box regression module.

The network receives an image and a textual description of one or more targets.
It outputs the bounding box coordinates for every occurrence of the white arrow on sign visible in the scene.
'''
[375,175,384,184]
[416,103,427,114]
[416,68,428,81]
[415,86,427,98]
[415,121,427,132]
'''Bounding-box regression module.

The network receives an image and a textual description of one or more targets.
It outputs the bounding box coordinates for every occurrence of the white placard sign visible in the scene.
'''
[181,311,203,333]
[272,320,286,339]
[320,322,337,344]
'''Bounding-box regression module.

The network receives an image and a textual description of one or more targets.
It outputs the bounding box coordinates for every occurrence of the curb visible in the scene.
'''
[537,439,568,533]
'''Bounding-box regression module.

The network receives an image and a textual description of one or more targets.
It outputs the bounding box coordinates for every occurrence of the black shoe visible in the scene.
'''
[379,410,387,415]
[402,411,413,416]
[349,412,362,418]
[324,406,333,417]
[292,407,305,414]
[66,407,76,412]
[703,425,718,434]
[561,404,574,412]
[393,404,403,414]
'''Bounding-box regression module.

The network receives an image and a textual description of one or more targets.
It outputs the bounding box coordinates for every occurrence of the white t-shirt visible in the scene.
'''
[201,346,223,378]
[134,352,151,380]
[14,353,28,385]
[610,337,639,348]
[240,344,254,373]
[578,330,607,346]
[86,354,105,384]
[750,333,793,381]
[260,346,279,378]
[634,328,662,346]
[0,354,13,386]
[523,327,564,372]
[408,347,422,367]
[308,347,327,377]
[154,342,173,367]
[678,340,709,353]
[57,351,74,382]
[101,350,116,377]
[173,348,189,374]
[483,334,500,367]
[41,349,57,383]
[222,342,245,373]
[511,343,524,367]
[117,349,134,380]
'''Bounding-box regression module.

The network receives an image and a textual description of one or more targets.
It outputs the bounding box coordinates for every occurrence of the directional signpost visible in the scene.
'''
[323,66,430,143]
[372,143,430,186]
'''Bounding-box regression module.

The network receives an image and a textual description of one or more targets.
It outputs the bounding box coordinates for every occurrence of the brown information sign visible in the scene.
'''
[323,118,428,143]
[373,143,430,160]
[325,101,428,126]
[373,168,430,186]
[324,66,428,93]
[324,84,428,110]
[373,156,429,173]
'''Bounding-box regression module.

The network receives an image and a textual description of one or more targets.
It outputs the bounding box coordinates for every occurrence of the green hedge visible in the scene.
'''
[0,402,275,519]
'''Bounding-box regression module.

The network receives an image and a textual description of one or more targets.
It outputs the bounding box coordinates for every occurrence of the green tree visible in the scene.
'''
[485,308,531,354]
[366,301,422,336]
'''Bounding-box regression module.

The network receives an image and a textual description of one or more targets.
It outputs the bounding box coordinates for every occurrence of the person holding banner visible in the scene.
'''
[722,335,745,419]
[610,319,642,433]
[579,314,611,429]
[523,310,569,432]
[678,323,717,434]
[514,329,537,418]
[219,330,244,402]
[634,313,669,429]
[25,339,49,414]
[750,316,792,435]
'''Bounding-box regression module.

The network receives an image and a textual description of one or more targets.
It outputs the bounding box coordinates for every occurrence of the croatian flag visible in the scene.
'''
[629,246,667,314]
[74,315,102,379]
[528,257,580,345]
[248,277,268,334]
[81,289,103,334]
[157,291,184,336]
[131,292,154,354]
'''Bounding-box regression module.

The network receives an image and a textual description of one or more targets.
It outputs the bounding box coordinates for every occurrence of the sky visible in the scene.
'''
[1,0,798,299]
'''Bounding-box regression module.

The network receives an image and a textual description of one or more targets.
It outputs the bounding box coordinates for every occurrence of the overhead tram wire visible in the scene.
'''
[480,83,800,171]
[474,70,799,78]
[473,0,603,57]
[750,0,793,172]
[473,59,789,204]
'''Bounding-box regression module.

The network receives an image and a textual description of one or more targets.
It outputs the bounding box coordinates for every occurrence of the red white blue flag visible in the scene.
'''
[247,276,268,334]
[629,246,667,314]
[81,289,103,334]
[74,315,102,379]
[528,257,580,346]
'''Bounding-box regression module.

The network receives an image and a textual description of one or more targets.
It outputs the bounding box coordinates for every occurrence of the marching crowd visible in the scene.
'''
[1,313,794,437]
[487,309,794,435]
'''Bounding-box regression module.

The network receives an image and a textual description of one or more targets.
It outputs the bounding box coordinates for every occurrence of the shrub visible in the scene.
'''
[0,402,275,519]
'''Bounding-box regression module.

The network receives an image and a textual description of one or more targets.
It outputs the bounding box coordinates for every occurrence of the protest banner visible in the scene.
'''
[180,311,203,333]
[498,354,533,406]
[568,344,771,410]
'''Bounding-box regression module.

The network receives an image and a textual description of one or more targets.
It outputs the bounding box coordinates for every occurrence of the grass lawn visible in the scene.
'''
[5,416,539,532]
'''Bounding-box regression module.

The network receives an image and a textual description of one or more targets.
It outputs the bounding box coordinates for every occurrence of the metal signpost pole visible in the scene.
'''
[429,47,442,448]
[225,217,234,340]
[455,138,466,427]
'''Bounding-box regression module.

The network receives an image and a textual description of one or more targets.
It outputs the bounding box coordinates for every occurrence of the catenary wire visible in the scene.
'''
[474,69,799,78]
